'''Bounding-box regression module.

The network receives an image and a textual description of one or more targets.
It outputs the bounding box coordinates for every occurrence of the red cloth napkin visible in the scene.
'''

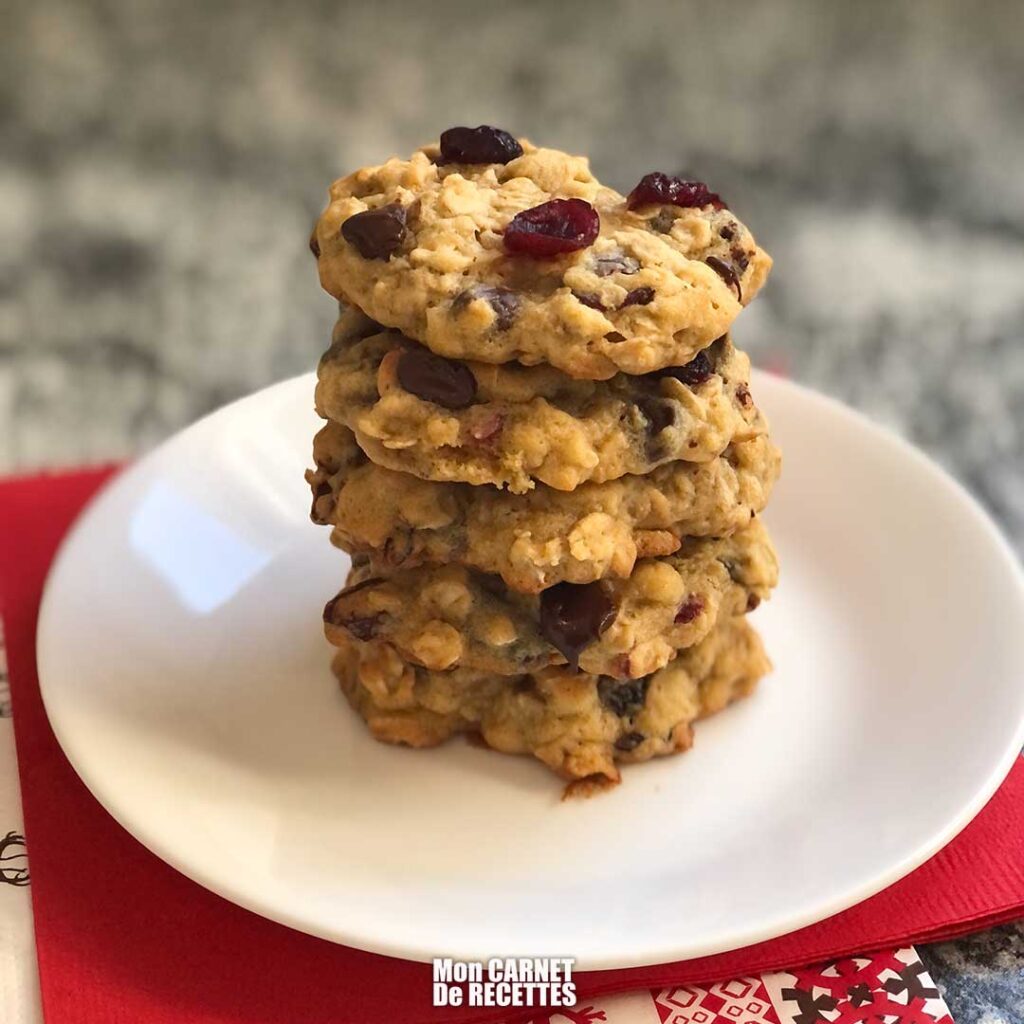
[2,466,1023,1024]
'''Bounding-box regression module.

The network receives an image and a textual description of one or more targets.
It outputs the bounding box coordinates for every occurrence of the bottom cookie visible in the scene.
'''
[331,616,770,796]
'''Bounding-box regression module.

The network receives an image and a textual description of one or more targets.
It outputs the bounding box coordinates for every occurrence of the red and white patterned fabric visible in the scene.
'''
[517,948,953,1024]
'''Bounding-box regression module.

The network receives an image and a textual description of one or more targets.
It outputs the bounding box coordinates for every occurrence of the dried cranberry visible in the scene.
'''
[341,204,407,260]
[627,172,724,211]
[615,731,645,752]
[539,580,616,669]
[574,292,605,311]
[657,349,715,388]
[439,125,523,165]
[592,252,639,277]
[598,676,650,717]
[504,199,599,258]
[674,595,705,624]
[621,286,655,308]
[452,285,520,330]
[705,255,742,300]
[396,348,477,409]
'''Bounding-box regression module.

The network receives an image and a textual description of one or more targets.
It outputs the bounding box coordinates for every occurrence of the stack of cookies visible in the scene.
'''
[307,126,780,795]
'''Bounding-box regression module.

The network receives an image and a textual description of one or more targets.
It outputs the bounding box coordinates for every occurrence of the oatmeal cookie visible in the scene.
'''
[308,421,781,593]
[333,615,770,789]
[311,130,771,380]
[314,307,764,494]
[323,520,777,679]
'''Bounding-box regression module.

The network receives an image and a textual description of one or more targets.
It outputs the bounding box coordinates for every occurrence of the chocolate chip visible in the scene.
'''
[718,223,736,241]
[396,348,477,409]
[539,581,617,669]
[637,396,675,436]
[592,253,640,277]
[746,593,761,612]
[605,331,626,343]
[621,286,654,308]
[730,246,750,272]
[308,228,321,258]
[438,125,523,165]
[674,595,704,624]
[598,676,650,717]
[735,383,752,407]
[705,255,742,301]
[340,615,382,641]
[452,285,520,330]
[341,203,407,260]
[656,349,714,388]
[615,731,645,752]
[574,291,605,311]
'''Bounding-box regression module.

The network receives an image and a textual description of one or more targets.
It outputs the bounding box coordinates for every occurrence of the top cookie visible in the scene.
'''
[312,127,771,380]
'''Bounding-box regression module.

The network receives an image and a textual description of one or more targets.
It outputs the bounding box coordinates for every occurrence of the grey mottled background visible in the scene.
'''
[3,0,1023,1019]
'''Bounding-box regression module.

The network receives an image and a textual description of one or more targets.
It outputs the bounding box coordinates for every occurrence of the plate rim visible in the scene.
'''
[35,369,1024,968]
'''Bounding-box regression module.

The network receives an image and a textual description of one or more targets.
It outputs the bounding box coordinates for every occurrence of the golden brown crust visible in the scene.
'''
[313,141,771,380]
[334,616,771,791]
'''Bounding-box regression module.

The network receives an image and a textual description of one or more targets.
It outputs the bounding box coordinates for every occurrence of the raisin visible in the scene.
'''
[341,204,407,260]
[621,286,654,307]
[396,348,477,409]
[539,581,617,669]
[452,285,520,330]
[598,676,650,717]
[627,172,724,211]
[438,125,523,165]
[706,255,742,300]
[674,595,704,624]
[504,199,600,257]
[615,731,645,752]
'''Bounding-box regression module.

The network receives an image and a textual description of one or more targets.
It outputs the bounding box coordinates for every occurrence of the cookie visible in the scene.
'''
[314,307,765,494]
[311,131,771,380]
[308,421,781,593]
[323,520,777,679]
[333,615,770,790]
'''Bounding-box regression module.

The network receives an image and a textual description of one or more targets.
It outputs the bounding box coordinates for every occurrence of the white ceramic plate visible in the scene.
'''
[37,371,1024,969]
